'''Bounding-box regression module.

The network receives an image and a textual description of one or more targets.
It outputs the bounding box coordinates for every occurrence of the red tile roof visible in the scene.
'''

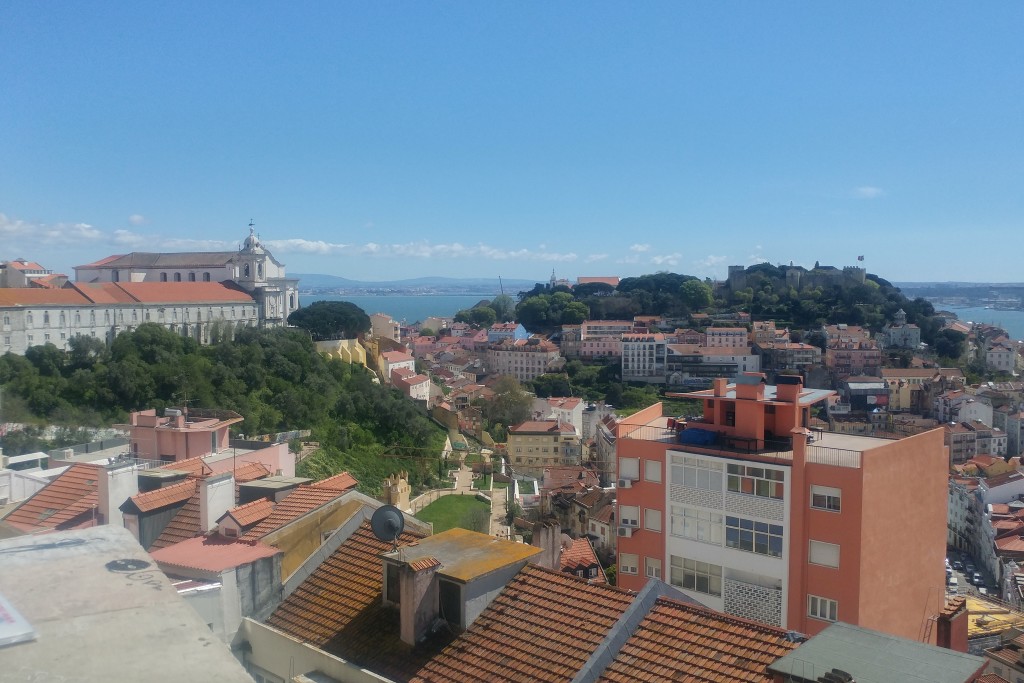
[3,463,102,532]
[597,597,798,682]
[129,479,197,512]
[560,538,605,583]
[73,281,255,304]
[229,461,271,483]
[238,486,347,541]
[266,521,440,680]
[510,420,577,435]
[310,471,358,492]
[160,457,212,478]
[0,288,91,307]
[150,535,279,573]
[149,488,201,550]
[412,564,636,682]
[221,498,276,528]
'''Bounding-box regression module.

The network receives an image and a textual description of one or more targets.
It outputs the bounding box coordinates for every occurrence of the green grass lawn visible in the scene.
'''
[472,474,492,490]
[492,480,509,489]
[415,494,491,533]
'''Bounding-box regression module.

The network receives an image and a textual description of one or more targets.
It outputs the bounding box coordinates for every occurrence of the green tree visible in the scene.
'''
[287,301,370,340]
[488,294,516,322]
[679,280,713,311]
[934,329,967,359]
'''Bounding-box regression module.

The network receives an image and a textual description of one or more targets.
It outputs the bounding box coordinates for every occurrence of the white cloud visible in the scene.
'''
[853,186,884,199]
[111,229,147,247]
[0,213,104,244]
[264,238,349,255]
[696,254,727,269]
[629,243,651,252]
[650,253,682,267]
[128,214,147,226]
[616,255,641,265]
[585,253,609,263]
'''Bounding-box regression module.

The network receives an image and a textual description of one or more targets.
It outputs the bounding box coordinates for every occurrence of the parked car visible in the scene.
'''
[972,572,984,586]
[948,576,959,590]
[966,563,976,574]
[953,560,963,571]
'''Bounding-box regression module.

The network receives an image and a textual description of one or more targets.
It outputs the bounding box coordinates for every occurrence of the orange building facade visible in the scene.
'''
[615,373,948,641]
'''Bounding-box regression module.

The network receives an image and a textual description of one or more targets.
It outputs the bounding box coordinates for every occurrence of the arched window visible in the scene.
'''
[203,272,211,282]
[112,270,119,282]
[43,312,50,325]
[244,264,250,278]
[188,272,196,282]
[174,273,181,282]
[160,272,168,282]
[257,263,263,278]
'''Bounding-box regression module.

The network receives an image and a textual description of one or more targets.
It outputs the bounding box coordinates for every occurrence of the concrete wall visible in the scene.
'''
[234,619,392,683]
[260,498,365,581]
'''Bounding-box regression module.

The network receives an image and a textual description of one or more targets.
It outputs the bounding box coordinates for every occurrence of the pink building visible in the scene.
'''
[123,408,243,463]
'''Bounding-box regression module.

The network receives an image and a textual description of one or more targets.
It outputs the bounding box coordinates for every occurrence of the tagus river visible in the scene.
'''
[298,294,492,324]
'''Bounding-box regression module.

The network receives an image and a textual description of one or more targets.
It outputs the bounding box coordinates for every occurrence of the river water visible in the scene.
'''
[298,294,491,324]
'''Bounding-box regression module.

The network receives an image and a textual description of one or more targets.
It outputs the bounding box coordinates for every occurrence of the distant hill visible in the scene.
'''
[293,273,539,294]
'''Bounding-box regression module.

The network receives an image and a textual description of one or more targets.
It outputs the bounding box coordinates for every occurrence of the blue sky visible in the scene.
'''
[1,3,1021,283]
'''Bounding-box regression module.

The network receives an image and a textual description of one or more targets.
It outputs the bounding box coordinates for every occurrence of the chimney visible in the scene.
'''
[935,595,969,652]
[713,377,728,397]
[399,557,441,646]
[531,520,562,570]
[776,374,804,403]
[199,472,235,533]
[98,461,140,527]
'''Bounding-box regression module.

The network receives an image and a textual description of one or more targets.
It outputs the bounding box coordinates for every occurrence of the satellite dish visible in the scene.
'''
[371,505,405,551]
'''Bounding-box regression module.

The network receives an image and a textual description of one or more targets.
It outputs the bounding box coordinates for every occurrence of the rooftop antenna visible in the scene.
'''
[370,504,405,552]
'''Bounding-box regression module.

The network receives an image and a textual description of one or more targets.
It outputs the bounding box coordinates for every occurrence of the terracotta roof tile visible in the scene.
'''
[128,479,197,513]
[266,521,440,680]
[560,538,605,584]
[597,596,798,683]
[159,457,212,478]
[150,535,279,573]
[412,564,635,682]
[409,556,441,572]
[149,488,201,550]
[3,463,102,532]
[229,461,271,483]
[310,471,358,492]
[977,675,1010,683]
[0,288,89,306]
[221,498,275,528]
[239,486,346,541]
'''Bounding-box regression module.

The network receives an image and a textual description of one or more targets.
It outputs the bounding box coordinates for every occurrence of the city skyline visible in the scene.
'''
[1,3,1021,282]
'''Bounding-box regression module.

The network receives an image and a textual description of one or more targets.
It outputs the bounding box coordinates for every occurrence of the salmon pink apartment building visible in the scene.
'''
[615,373,948,641]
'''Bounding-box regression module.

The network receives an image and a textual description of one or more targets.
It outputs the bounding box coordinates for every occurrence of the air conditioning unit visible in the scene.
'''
[617,478,633,489]
[617,526,634,538]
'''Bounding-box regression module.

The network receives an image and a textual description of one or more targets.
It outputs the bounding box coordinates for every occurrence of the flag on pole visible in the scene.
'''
[857,255,864,262]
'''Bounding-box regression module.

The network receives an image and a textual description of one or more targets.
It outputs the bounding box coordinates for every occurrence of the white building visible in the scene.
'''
[74,224,299,328]
[532,397,585,436]
[380,350,415,382]
[621,333,667,383]
[705,327,749,348]
[487,337,563,382]
[0,282,261,354]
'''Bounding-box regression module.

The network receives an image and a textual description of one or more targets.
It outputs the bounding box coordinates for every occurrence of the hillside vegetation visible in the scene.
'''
[0,324,447,495]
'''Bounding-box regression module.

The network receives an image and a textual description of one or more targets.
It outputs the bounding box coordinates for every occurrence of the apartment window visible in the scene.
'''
[44,333,50,341]
[620,505,639,527]
[809,540,840,568]
[619,457,640,481]
[671,455,723,491]
[619,553,638,575]
[726,516,783,557]
[645,557,662,579]
[27,334,34,343]
[808,595,838,622]
[811,485,841,512]
[671,505,724,544]
[670,556,722,597]
[727,464,784,500]
[644,460,661,483]
[2,314,8,325]
[3,337,9,345]
[644,508,662,532]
